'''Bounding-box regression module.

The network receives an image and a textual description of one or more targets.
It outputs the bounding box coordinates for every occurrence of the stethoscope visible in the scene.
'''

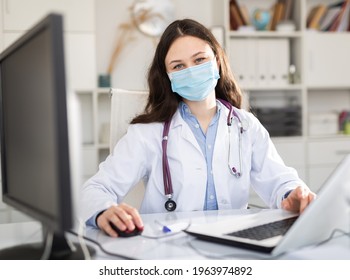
[161,99,249,211]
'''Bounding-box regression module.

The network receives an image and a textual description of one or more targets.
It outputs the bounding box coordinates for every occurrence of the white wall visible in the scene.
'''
[95,0,215,90]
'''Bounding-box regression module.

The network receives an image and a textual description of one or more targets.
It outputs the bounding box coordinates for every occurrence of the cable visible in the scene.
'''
[77,219,92,260]
[312,228,350,247]
[40,230,54,260]
[67,229,137,260]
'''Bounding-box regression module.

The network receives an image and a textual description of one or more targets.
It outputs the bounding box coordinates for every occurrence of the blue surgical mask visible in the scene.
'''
[168,59,220,101]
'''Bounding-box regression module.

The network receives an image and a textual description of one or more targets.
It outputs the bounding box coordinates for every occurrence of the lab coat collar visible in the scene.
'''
[168,101,231,156]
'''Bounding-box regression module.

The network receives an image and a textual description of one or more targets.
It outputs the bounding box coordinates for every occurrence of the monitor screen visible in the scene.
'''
[0,13,93,259]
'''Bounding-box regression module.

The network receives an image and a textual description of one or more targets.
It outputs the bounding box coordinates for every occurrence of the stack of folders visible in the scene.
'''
[252,106,302,137]
[229,38,290,88]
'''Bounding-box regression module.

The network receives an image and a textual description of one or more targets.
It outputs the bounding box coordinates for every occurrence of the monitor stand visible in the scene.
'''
[0,229,96,260]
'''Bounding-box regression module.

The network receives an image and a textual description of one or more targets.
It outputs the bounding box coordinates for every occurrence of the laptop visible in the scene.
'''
[185,154,350,256]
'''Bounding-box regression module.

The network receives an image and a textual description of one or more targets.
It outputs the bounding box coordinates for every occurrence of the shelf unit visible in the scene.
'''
[76,88,111,182]
[211,0,350,206]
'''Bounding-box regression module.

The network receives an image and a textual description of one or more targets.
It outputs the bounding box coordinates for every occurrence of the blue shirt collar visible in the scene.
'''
[179,101,221,127]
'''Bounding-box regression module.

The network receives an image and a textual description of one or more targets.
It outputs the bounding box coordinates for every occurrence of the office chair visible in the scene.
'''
[109,88,148,209]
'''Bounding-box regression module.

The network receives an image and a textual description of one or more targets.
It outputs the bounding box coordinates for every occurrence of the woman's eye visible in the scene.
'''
[195,57,206,64]
[173,64,184,70]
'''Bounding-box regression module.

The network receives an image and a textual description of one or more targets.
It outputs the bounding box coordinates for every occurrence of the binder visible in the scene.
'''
[256,38,289,86]
[229,38,290,87]
[270,38,290,86]
[256,39,270,86]
[229,38,256,87]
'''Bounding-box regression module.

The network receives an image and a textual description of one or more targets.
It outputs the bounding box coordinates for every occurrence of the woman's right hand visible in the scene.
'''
[96,203,144,237]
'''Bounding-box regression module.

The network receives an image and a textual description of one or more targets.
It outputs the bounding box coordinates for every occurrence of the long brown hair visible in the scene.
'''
[131,19,242,124]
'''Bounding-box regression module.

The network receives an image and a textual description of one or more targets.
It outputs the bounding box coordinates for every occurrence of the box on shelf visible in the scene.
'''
[252,106,302,137]
[308,113,338,136]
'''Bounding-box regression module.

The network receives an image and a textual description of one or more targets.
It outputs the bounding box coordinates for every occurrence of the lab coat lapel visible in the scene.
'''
[171,110,203,155]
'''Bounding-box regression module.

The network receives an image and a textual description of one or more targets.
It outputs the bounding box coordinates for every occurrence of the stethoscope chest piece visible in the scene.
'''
[165,199,177,212]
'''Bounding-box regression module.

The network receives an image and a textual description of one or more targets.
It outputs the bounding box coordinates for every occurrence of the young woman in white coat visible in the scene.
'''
[80,19,316,237]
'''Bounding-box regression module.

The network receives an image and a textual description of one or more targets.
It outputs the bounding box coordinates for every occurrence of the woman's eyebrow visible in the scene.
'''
[169,59,182,65]
[191,51,207,58]
[169,51,207,65]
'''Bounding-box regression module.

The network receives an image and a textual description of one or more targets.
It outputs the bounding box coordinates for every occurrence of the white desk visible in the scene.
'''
[1,209,350,260]
[82,209,350,260]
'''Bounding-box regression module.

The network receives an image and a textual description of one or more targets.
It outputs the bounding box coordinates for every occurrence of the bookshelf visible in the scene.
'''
[212,0,350,206]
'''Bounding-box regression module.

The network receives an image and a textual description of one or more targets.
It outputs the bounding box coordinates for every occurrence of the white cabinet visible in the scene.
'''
[307,138,350,191]
[305,33,350,88]
[273,138,307,180]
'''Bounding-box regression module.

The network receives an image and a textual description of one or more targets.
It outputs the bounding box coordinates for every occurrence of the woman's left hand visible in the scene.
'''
[281,186,316,213]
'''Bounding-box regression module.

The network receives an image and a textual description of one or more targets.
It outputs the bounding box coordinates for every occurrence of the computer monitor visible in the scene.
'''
[0,13,94,259]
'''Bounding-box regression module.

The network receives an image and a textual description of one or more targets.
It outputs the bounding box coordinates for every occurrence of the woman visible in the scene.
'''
[80,19,315,237]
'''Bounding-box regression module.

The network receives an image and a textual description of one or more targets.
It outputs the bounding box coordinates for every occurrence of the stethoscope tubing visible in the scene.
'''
[162,99,245,211]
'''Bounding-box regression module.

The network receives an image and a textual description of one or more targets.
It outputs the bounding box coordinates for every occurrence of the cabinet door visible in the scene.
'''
[2,0,94,32]
[307,138,350,191]
[272,139,306,181]
[308,165,337,193]
[307,139,350,165]
[305,33,350,87]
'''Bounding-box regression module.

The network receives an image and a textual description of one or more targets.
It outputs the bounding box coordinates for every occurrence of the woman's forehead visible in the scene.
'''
[165,36,213,63]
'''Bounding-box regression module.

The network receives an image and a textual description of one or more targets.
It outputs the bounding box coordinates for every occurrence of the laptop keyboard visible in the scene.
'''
[226,216,298,241]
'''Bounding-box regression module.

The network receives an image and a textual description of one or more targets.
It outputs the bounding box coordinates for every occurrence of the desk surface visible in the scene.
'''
[82,209,350,260]
[1,209,350,260]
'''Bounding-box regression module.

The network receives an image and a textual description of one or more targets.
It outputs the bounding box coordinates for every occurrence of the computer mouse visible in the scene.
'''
[109,222,143,237]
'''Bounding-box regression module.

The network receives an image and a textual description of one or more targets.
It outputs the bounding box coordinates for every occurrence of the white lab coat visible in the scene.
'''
[80,102,306,222]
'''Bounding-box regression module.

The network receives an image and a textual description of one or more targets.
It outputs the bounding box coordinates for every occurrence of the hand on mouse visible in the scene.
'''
[96,202,144,237]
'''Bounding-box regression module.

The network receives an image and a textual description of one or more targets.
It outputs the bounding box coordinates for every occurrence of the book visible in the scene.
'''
[229,0,246,30]
[335,0,350,31]
[319,1,345,31]
[239,4,251,25]
[270,1,285,30]
[307,4,327,30]
[329,0,348,31]
[283,0,293,20]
